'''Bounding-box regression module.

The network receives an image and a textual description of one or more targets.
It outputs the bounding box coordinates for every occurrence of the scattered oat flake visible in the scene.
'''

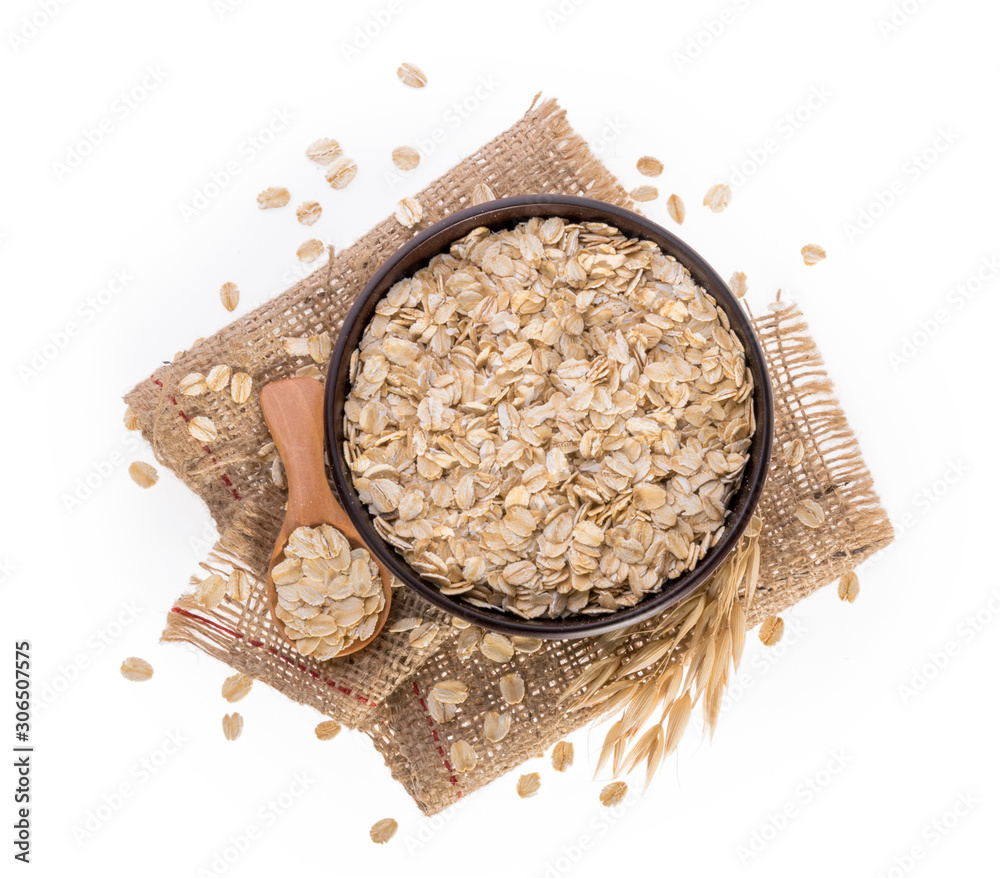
[471,182,495,205]
[483,711,512,743]
[759,615,785,646]
[480,632,514,663]
[195,573,227,609]
[729,271,748,299]
[219,282,240,312]
[838,571,860,603]
[389,616,422,633]
[370,818,398,844]
[315,720,342,741]
[120,657,153,682]
[222,673,253,703]
[392,146,420,171]
[636,156,664,177]
[394,196,423,229]
[451,616,471,630]
[222,712,243,741]
[206,364,231,393]
[430,679,468,705]
[123,405,141,431]
[499,672,525,705]
[227,569,251,602]
[794,499,826,528]
[283,335,311,357]
[297,239,325,263]
[600,782,628,807]
[783,438,805,467]
[630,185,658,202]
[551,741,574,772]
[309,332,332,364]
[296,201,321,226]
[305,137,343,166]
[703,183,732,213]
[801,244,826,265]
[397,62,427,88]
[450,740,478,772]
[294,364,323,381]
[270,456,285,488]
[257,187,290,209]
[512,636,542,654]
[230,372,252,404]
[409,622,440,649]
[325,156,358,190]
[517,772,541,798]
[129,461,158,489]
[188,416,217,443]
[666,193,686,224]
[179,372,208,396]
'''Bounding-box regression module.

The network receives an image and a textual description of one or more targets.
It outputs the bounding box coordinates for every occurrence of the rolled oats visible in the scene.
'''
[219,282,240,312]
[480,633,514,663]
[394,196,423,229]
[297,239,325,263]
[129,461,158,488]
[206,365,231,393]
[345,218,754,619]
[188,416,217,443]
[325,157,358,190]
[471,182,495,205]
[120,657,153,682]
[273,525,385,658]
[179,372,208,396]
[517,772,541,798]
[630,184,658,202]
[257,187,290,209]
[636,156,664,177]
[221,673,253,703]
[305,138,343,165]
[794,499,825,528]
[370,818,398,844]
[222,712,243,740]
[296,201,322,225]
[666,193,686,224]
[195,573,227,609]
[600,781,628,806]
[315,720,342,740]
[499,672,525,705]
[231,372,252,404]
[551,740,574,771]
[783,438,804,467]
[728,271,748,299]
[838,571,860,603]
[483,710,513,742]
[801,244,826,265]
[392,146,421,171]
[227,569,251,602]
[758,615,784,646]
[703,183,732,213]
[450,740,478,772]
[397,62,427,88]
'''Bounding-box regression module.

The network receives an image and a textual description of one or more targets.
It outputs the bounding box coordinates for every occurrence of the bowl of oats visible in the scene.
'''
[326,195,772,638]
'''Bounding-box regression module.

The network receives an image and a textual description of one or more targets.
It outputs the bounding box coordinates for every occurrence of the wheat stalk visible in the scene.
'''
[563,513,762,788]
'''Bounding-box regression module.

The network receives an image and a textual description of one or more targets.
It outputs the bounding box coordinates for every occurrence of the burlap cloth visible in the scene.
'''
[124,97,893,815]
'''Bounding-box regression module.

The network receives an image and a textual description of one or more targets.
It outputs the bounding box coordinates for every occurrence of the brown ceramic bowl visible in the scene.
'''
[326,195,773,639]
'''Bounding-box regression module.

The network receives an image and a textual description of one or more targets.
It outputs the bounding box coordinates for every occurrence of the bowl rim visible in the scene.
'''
[326,194,773,639]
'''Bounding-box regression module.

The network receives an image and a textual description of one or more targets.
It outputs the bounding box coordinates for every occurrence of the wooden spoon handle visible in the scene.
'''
[260,378,332,524]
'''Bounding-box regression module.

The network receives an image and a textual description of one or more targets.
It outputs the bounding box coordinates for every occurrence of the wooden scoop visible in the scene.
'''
[260,377,392,657]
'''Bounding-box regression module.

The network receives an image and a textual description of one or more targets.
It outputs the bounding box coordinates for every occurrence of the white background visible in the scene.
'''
[2,0,997,875]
